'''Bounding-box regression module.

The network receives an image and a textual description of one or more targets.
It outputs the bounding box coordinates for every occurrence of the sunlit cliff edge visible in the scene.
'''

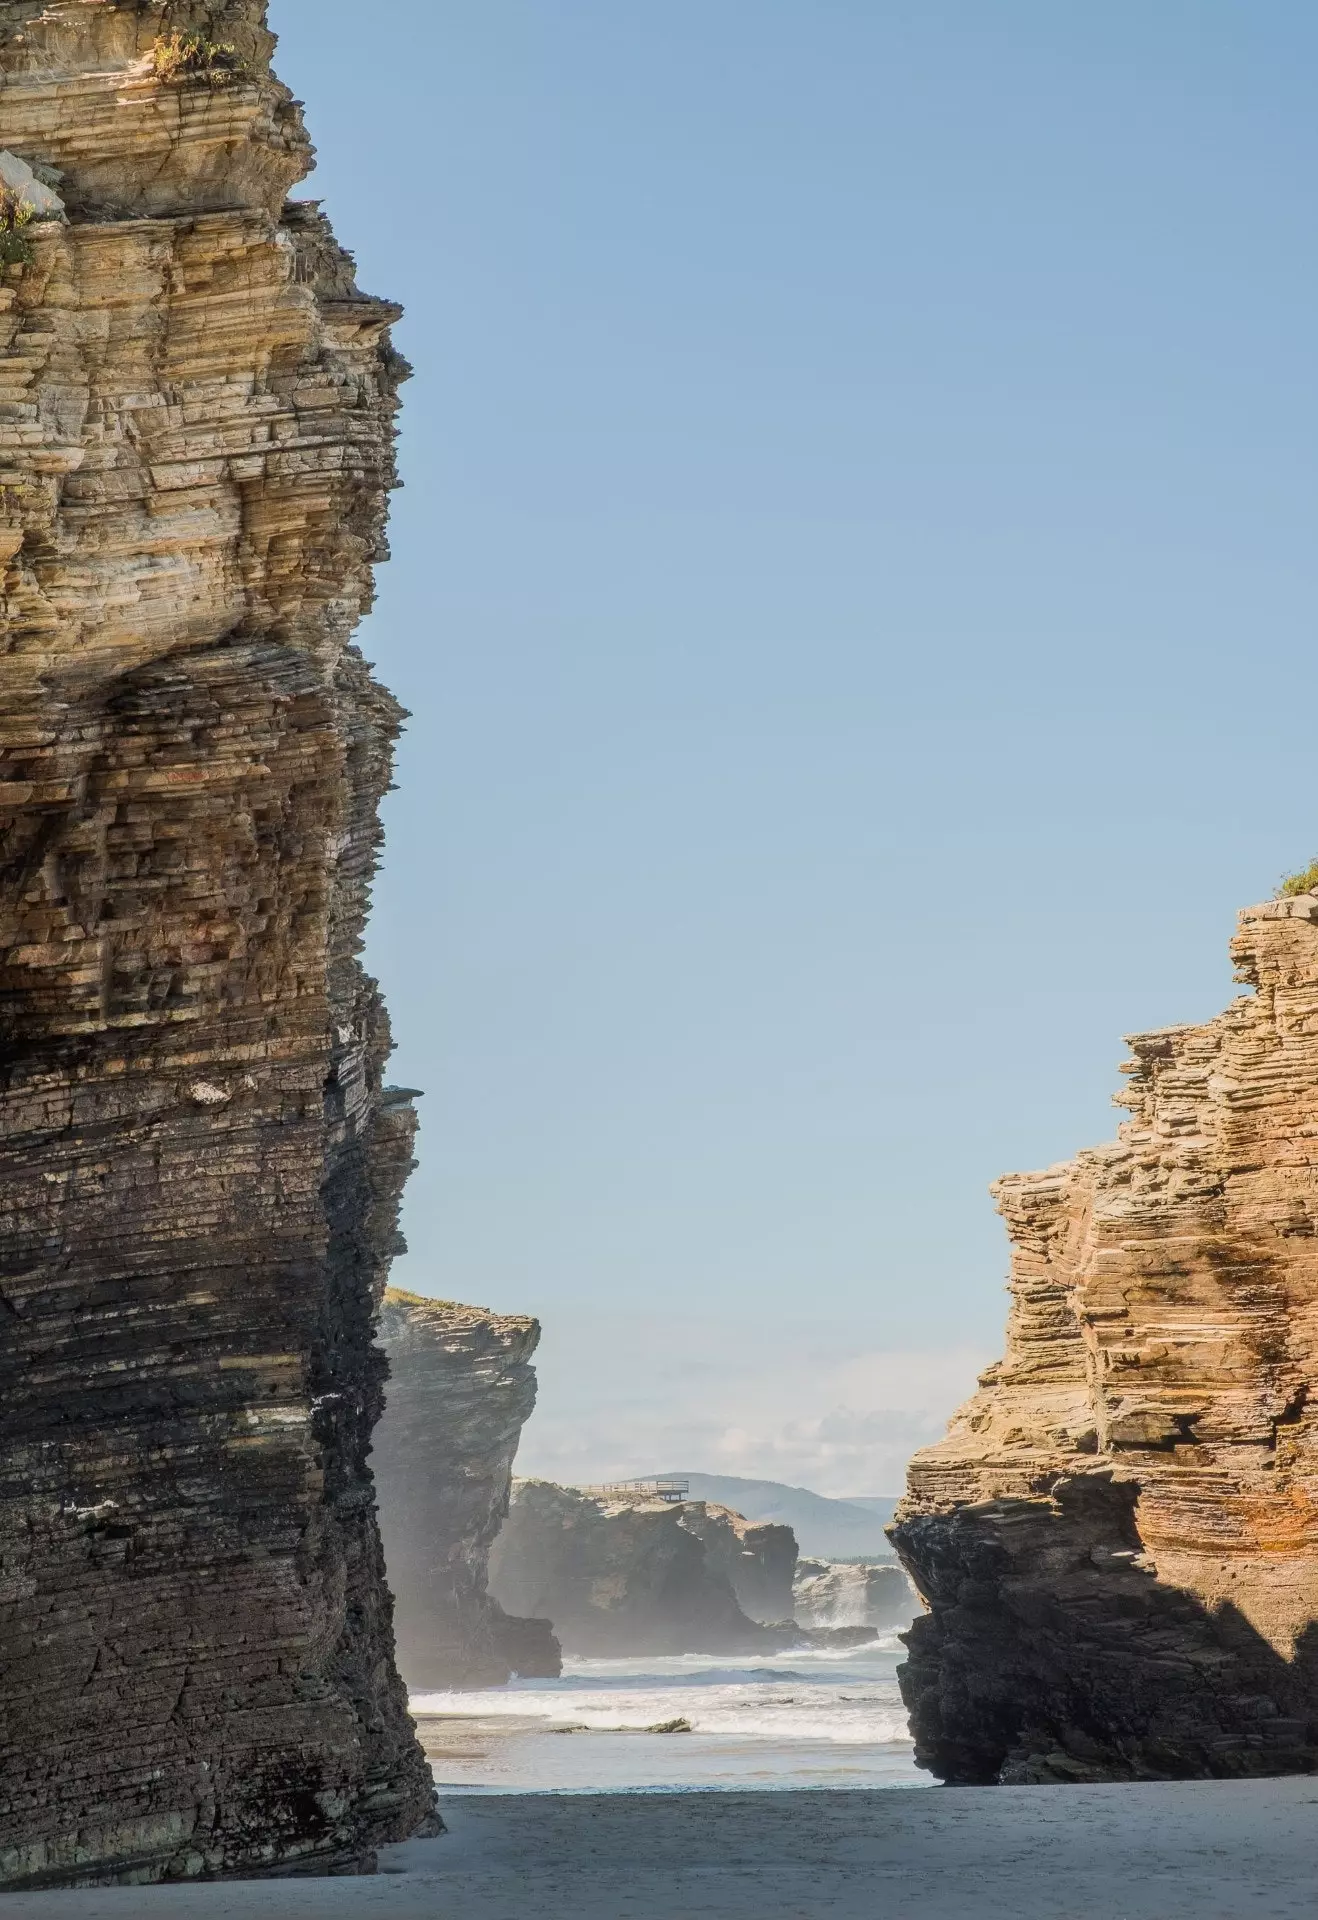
[0,1,433,1886]
[894,892,1318,1784]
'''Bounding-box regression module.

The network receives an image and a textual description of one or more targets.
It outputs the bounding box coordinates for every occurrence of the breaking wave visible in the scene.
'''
[411,1639,922,1789]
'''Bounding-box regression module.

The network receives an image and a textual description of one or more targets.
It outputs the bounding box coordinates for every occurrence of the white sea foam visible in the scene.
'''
[412,1639,921,1790]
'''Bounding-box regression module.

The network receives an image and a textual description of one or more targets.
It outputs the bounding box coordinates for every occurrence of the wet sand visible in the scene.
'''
[5,1778,1318,1918]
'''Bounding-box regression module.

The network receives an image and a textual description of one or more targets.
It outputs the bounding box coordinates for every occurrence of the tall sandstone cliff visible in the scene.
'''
[894,893,1318,1785]
[374,1291,561,1689]
[0,2,435,1886]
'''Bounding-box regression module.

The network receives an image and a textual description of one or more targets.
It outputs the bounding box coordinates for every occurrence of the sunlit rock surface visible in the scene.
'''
[894,893,1318,1784]
[0,0,434,1886]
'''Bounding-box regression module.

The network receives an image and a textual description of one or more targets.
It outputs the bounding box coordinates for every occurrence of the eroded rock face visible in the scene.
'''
[677,1503,797,1624]
[893,894,1318,1784]
[489,1482,788,1655]
[0,2,434,1887]
[373,1291,561,1689]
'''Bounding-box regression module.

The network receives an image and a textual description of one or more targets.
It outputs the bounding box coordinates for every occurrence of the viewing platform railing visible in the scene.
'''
[573,1477,690,1504]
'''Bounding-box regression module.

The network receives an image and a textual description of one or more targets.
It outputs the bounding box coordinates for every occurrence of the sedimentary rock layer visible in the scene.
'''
[0,2,434,1886]
[893,893,1318,1784]
[373,1291,561,1688]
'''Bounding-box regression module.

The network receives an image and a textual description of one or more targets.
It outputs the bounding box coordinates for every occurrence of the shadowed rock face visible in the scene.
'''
[489,1482,787,1655]
[0,1,434,1887]
[675,1503,797,1624]
[893,894,1318,1784]
[374,1292,561,1689]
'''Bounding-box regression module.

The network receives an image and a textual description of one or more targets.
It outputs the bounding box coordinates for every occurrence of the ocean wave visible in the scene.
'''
[412,1681,909,1746]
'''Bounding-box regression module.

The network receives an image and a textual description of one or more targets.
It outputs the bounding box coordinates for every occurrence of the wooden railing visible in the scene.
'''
[573,1477,690,1504]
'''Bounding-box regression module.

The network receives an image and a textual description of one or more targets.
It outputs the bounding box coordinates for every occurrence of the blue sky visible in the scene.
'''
[272,3,1318,1488]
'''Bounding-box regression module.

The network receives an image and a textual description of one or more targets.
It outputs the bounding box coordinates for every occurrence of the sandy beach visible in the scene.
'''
[3,1778,1318,1919]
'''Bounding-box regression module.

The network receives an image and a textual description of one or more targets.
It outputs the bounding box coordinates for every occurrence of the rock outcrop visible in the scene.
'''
[489,1482,790,1655]
[373,1291,561,1689]
[676,1502,797,1624]
[893,893,1318,1785]
[672,1475,900,1560]
[793,1561,917,1632]
[0,2,435,1887]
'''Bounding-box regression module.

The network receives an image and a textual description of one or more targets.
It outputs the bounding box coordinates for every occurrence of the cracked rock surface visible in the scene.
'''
[0,0,434,1887]
[893,893,1318,1784]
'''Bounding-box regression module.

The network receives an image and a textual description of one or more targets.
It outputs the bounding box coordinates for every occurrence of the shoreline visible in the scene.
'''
[407,1638,919,1794]
[5,1778,1318,1918]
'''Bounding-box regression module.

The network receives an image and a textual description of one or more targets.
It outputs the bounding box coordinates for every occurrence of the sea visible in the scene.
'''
[410,1633,924,1793]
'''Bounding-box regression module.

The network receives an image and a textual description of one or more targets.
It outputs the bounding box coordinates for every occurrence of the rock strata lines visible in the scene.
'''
[0,1,433,1886]
[893,893,1318,1784]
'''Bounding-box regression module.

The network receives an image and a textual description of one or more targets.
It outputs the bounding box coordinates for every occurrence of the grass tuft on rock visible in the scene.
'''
[1278,859,1318,899]
[151,32,243,84]
[0,188,34,268]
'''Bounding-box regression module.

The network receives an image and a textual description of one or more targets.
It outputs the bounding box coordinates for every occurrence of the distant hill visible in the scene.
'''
[659,1474,900,1561]
[838,1497,900,1523]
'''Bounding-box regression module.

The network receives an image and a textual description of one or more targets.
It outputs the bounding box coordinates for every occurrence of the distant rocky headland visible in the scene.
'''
[894,892,1318,1784]
[374,1291,560,1688]
[487,1480,792,1656]
[369,1314,914,1674]
[484,1478,906,1657]
[0,0,433,1888]
[369,1307,915,1670]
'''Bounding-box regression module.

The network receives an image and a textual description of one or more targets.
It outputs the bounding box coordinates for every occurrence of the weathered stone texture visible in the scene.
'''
[374,1291,561,1689]
[0,1,434,1887]
[893,894,1318,1784]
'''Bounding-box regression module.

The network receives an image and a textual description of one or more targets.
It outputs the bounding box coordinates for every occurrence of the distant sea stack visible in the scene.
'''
[488,1481,794,1655]
[374,1292,560,1687]
[893,893,1318,1784]
[794,1562,917,1633]
[675,1502,797,1623]
[0,1,435,1887]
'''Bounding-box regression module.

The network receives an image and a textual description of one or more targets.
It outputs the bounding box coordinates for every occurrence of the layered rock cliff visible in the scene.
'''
[489,1482,795,1655]
[0,3,434,1887]
[373,1291,560,1688]
[893,893,1318,1784]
